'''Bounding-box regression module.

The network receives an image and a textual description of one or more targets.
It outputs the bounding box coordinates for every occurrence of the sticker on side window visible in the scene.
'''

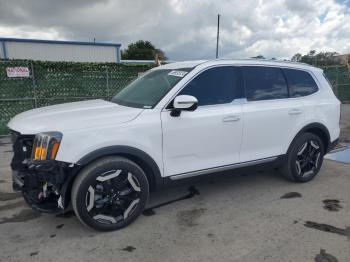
[168,70,188,77]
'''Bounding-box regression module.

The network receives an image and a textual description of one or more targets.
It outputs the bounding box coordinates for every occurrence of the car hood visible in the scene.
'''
[8,99,144,134]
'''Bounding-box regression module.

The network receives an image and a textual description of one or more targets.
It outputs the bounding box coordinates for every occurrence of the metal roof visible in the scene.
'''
[0,37,121,47]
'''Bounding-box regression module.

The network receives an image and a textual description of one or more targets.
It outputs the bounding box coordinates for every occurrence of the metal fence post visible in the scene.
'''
[335,66,339,98]
[106,66,110,99]
[30,61,38,108]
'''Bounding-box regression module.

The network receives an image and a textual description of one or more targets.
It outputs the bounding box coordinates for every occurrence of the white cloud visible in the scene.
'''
[0,0,350,60]
[0,25,62,40]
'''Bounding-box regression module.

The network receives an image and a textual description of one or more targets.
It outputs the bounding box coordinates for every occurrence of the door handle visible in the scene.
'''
[289,109,302,115]
[222,115,241,122]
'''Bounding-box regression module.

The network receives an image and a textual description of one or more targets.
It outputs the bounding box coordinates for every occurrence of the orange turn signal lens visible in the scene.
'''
[33,144,59,160]
[50,142,60,160]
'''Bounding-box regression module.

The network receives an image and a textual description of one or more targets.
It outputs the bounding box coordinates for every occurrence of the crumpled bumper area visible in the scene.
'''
[10,131,78,214]
[12,160,70,213]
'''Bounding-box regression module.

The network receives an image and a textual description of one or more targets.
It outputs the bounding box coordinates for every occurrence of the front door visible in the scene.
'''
[161,66,244,177]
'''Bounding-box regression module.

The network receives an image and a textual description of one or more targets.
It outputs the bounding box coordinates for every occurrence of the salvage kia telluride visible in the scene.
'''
[8,59,340,231]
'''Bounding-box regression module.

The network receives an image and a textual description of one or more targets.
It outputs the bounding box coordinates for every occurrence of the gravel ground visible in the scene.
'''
[0,105,349,262]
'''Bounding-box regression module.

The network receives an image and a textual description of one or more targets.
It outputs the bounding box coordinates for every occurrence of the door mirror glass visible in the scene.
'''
[173,95,198,110]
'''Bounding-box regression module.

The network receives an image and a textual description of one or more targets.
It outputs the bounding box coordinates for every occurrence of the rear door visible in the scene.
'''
[240,66,305,162]
[161,66,244,177]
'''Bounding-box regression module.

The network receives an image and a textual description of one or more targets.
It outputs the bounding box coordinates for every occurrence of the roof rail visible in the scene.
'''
[201,58,315,68]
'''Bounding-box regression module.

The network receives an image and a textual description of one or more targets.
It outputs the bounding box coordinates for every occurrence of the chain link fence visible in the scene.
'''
[1,59,350,135]
[322,65,350,103]
[0,60,152,135]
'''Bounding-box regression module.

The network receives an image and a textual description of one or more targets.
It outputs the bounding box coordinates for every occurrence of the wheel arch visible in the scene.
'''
[60,146,163,208]
[76,146,163,192]
[289,123,330,153]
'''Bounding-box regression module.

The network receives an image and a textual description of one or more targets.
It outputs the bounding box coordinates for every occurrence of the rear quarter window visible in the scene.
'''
[283,69,318,97]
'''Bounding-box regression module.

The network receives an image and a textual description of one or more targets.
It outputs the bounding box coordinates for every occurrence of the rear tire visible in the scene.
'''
[71,156,149,231]
[281,133,325,182]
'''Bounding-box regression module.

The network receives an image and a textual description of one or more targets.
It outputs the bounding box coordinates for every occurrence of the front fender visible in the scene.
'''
[76,145,163,190]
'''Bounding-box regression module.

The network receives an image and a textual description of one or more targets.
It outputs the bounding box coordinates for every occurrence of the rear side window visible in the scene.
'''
[178,66,241,106]
[243,66,288,101]
[283,69,318,97]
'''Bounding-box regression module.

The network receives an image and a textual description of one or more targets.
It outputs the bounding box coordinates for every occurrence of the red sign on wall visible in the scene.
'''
[6,67,30,78]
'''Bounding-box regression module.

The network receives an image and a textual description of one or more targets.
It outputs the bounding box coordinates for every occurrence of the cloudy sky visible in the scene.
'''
[0,0,350,60]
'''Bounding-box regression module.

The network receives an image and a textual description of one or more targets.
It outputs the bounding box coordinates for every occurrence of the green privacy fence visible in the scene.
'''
[0,60,152,135]
[322,65,350,103]
[1,60,350,135]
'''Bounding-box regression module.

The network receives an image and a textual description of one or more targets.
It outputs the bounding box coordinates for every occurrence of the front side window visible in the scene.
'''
[112,68,192,108]
[283,68,318,97]
[243,66,288,101]
[178,66,240,106]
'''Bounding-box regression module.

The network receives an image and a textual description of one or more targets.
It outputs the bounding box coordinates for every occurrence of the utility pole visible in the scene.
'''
[216,14,220,59]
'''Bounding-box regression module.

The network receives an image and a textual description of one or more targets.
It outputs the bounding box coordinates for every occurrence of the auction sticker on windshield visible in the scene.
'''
[168,70,188,77]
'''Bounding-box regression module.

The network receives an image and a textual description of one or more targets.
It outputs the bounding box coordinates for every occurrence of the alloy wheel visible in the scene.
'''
[295,140,322,178]
[85,169,141,225]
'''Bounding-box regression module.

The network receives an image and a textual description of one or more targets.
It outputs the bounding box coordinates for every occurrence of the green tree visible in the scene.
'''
[291,51,339,66]
[308,50,316,56]
[314,52,338,66]
[291,53,302,62]
[251,55,265,59]
[121,40,167,60]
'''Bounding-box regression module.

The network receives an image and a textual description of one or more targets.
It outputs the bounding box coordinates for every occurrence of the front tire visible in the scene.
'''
[281,133,325,182]
[71,156,149,231]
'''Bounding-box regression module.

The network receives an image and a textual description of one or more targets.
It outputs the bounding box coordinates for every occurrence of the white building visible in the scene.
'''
[0,37,121,63]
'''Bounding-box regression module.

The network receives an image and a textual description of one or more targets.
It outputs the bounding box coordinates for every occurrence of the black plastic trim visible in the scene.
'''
[170,156,278,180]
[280,68,291,98]
[163,154,286,187]
[77,146,163,190]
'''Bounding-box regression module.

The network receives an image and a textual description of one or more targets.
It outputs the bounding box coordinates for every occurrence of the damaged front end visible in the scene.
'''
[10,131,78,214]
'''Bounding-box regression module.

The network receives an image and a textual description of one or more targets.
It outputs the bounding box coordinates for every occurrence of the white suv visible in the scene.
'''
[8,59,340,231]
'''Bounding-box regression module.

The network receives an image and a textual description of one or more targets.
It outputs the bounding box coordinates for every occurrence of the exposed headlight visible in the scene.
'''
[31,132,62,160]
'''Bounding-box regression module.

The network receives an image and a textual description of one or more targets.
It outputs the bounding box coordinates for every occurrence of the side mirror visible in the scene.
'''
[171,95,198,117]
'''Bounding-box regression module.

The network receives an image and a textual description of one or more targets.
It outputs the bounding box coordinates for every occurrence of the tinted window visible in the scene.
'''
[178,66,240,106]
[112,68,192,108]
[283,68,318,97]
[243,66,288,101]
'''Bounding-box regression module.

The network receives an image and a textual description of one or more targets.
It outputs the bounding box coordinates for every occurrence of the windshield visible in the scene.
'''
[111,68,193,108]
